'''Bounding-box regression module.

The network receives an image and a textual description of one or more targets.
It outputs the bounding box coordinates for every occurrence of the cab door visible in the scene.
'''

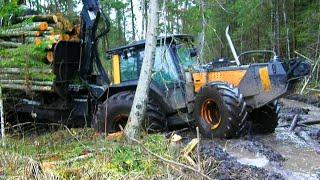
[150,46,187,110]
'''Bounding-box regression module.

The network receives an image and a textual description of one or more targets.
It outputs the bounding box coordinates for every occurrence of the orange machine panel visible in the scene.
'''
[193,70,247,92]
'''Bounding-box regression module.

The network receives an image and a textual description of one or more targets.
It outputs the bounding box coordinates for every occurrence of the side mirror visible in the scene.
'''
[190,48,198,57]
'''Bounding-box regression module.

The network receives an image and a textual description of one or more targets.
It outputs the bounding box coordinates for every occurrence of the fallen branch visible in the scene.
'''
[299,120,320,125]
[42,153,94,169]
[295,51,320,94]
[289,115,299,131]
[182,138,199,166]
[306,88,320,92]
[196,127,201,171]
[278,123,308,128]
[117,125,211,179]
[129,137,211,179]
[8,122,34,129]
[298,131,320,154]
[295,51,313,62]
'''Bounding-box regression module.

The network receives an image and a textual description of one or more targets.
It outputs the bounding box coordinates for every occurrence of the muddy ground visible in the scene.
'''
[180,95,320,179]
[2,95,319,179]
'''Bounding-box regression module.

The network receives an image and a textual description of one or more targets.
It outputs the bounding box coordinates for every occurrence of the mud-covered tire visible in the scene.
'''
[194,82,248,138]
[249,101,280,134]
[92,91,166,133]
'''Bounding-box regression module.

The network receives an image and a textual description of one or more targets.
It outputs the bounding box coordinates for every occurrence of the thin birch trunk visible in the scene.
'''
[141,0,145,38]
[283,0,290,59]
[130,0,136,40]
[124,0,159,140]
[0,86,4,146]
[198,0,205,63]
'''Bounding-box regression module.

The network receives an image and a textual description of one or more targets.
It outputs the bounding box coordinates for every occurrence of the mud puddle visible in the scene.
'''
[212,130,320,179]
[182,98,320,179]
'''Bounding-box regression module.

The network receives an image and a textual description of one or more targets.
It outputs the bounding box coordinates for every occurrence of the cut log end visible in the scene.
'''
[46,51,54,63]
[59,34,70,41]
[38,22,48,31]
[52,15,58,24]
[35,37,42,45]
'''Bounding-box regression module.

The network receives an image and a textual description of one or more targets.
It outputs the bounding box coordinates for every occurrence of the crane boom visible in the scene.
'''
[80,0,110,86]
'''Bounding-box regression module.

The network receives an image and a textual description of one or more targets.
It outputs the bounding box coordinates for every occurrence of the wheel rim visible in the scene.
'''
[200,98,221,130]
[113,114,128,131]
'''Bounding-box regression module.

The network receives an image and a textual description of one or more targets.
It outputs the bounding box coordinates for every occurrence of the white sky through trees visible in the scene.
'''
[84,0,144,41]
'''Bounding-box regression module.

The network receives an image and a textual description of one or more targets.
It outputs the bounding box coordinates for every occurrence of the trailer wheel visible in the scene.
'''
[92,91,165,133]
[194,83,248,138]
[249,101,280,134]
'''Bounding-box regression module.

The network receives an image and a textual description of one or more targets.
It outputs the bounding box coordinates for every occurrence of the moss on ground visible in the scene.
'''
[0,128,179,179]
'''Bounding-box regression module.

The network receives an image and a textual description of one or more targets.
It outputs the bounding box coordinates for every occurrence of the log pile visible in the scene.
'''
[0,14,80,92]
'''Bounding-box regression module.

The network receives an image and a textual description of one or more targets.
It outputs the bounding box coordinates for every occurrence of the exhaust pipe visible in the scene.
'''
[226,26,241,66]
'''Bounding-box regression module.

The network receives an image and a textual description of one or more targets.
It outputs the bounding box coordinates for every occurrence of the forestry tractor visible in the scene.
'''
[7,0,310,138]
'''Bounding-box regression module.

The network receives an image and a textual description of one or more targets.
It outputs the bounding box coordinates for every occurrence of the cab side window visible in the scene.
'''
[152,46,179,88]
[118,46,179,87]
[120,52,139,82]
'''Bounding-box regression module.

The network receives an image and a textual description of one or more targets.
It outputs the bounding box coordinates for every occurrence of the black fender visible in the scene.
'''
[239,61,288,109]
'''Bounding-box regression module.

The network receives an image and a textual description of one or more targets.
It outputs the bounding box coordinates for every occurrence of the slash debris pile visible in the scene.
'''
[0,14,79,92]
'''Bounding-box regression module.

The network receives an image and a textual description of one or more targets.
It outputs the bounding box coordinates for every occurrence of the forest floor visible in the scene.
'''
[0,94,319,179]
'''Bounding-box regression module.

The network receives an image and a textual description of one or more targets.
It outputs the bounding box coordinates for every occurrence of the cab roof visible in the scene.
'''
[107,34,194,54]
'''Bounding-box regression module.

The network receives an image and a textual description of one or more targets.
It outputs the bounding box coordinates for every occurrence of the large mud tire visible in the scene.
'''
[249,101,280,134]
[92,91,165,133]
[194,83,248,138]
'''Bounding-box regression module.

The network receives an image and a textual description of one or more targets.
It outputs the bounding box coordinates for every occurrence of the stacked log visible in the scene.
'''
[0,14,80,92]
[0,14,80,58]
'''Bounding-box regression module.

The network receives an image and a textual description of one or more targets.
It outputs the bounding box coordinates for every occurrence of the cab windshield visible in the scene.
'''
[175,39,197,70]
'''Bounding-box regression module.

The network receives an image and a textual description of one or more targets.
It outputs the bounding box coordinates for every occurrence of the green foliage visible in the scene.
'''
[0,0,22,18]
[100,0,128,48]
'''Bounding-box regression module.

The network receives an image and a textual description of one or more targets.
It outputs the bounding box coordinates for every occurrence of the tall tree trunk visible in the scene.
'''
[174,0,179,34]
[116,9,123,42]
[141,0,148,39]
[122,8,126,40]
[283,0,290,59]
[292,0,296,53]
[130,0,136,40]
[198,0,205,63]
[271,0,276,53]
[124,0,159,140]
[275,0,280,55]
[0,87,4,146]
[160,0,168,35]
